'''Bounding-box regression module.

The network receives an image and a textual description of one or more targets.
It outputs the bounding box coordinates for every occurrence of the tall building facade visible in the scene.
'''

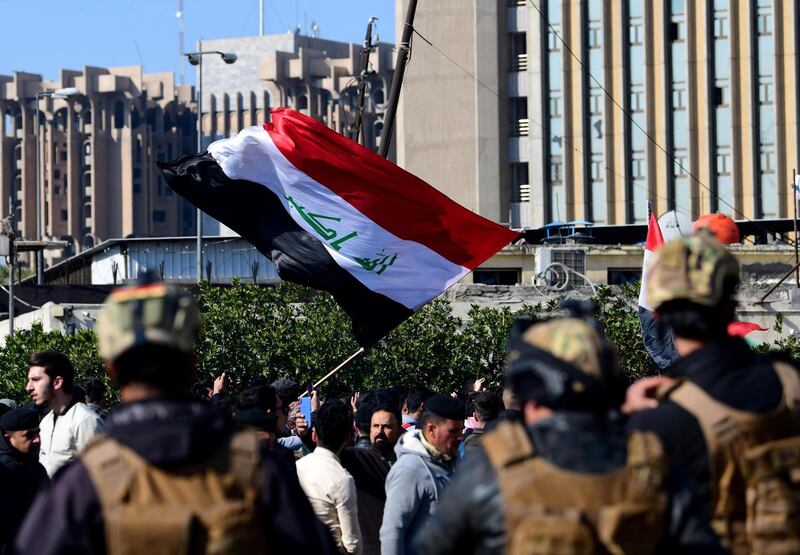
[396,0,800,229]
[199,34,395,154]
[0,67,197,261]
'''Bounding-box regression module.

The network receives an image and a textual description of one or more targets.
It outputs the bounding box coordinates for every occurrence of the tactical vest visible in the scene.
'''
[482,421,667,555]
[80,431,267,555]
[658,361,800,555]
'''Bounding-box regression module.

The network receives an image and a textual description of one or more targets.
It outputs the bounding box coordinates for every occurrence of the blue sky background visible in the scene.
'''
[0,0,395,84]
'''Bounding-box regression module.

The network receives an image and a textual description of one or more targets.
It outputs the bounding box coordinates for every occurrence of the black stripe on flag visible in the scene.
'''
[158,154,413,347]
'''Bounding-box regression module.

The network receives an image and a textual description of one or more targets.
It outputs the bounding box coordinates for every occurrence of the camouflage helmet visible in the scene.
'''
[95,280,201,362]
[646,234,739,310]
[505,302,624,411]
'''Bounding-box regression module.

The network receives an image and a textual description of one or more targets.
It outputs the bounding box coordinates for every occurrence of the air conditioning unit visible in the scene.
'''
[535,247,587,287]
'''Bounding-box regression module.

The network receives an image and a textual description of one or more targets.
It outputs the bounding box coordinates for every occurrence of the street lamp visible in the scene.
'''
[184,49,237,283]
[34,86,80,285]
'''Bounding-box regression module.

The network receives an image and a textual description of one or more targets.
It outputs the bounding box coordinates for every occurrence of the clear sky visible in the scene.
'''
[0,0,395,84]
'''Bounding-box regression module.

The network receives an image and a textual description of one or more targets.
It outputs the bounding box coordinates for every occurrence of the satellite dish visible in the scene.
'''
[658,210,692,242]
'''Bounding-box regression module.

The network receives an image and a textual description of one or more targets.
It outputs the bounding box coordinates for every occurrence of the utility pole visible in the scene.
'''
[378,0,418,159]
[353,17,378,145]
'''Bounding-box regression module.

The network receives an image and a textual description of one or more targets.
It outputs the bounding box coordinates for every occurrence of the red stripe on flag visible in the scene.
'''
[264,108,520,269]
[727,321,767,338]
[645,211,665,251]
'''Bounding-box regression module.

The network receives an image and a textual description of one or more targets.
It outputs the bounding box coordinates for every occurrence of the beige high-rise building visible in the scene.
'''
[0,67,197,262]
[396,0,800,229]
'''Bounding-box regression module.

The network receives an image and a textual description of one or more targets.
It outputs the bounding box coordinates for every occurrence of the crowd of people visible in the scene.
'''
[0,233,799,554]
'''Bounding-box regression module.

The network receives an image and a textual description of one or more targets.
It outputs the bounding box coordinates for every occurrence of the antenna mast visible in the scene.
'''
[260,0,265,36]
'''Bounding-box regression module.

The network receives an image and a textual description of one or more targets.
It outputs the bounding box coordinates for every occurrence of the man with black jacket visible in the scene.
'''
[626,234,800,552]
[415,305,724,555]
[0,407,48,553]
[15,278,335,554]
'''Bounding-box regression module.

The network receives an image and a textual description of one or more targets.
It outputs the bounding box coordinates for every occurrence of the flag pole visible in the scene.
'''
[300,347,366,395]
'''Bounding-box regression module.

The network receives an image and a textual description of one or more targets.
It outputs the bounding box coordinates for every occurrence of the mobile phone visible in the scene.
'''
[300,397,312,426]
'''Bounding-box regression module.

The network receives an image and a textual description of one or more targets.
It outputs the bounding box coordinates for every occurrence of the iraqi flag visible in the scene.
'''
[158,108,519,347]
[638,206,678,369]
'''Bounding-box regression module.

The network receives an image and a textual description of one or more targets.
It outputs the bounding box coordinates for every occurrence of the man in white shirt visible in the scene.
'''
[26,351,103,477]
[297,399,362,555]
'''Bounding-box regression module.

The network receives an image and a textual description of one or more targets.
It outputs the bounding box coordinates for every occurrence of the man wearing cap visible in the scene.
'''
[0,407,48,553]
[414,306,723,555]
[626,235,800,552]
[380,394,463,555]
[15,279,336,554]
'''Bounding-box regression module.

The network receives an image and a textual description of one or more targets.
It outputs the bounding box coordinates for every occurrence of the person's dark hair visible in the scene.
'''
[472,391,502,422]
[657,297,736,340]
[405,388,434,414]
[191,380,212,401]
[211,394,238,417]
[272,379,300,407]
[71,385,86,404]
[238,385,279,413]
[28,351,75,393]
[314,399,352,450]
[371,402,401,428]
[112,345,194,392]
[419,409,448,429]
[81,377,106,405]
[355,402,374,435]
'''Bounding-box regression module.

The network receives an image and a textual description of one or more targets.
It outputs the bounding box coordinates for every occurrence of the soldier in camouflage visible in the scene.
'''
[415,303,723,555]
[626,234,800,553]
[15,277,335,554]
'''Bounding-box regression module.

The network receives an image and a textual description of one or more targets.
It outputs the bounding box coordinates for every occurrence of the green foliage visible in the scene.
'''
[0,323,105,403]
[6,279,800,402]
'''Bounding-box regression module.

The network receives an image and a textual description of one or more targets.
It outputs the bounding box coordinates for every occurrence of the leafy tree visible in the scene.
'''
[1,279,798,403]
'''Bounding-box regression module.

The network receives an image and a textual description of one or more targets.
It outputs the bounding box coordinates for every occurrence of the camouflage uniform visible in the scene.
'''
[629,235,800,554]
[415,311,722,555]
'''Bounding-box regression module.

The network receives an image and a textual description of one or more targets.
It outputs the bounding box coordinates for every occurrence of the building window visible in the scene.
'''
[588,25,602,48]
[511,162,530,202]
[714,15,729,38]
[510,97,528,136]
[510,32,527,71]
[60,209,68,222]
[153,210,166,223]
[549,157,562,183]
[547,30,560,51]
[717,152,731,175]
[113,101,125,129]
[632,154,646,178]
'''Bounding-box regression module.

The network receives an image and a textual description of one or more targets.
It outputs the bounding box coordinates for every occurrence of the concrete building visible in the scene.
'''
[0,67,198,261]
[396,0,800,229]
[198,34,395,154]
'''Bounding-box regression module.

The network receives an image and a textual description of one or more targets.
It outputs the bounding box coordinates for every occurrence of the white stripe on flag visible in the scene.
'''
[208,126,469,310]
[638,248,656,311]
